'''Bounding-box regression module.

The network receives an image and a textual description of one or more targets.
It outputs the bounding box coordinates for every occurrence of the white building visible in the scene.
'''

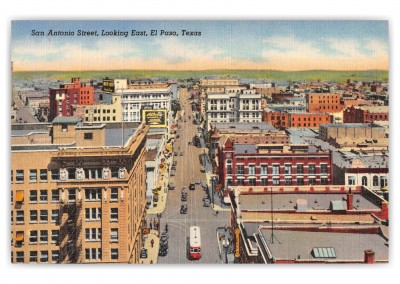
[206,89,262,130]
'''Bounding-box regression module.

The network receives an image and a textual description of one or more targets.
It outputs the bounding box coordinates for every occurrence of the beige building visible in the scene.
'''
[11,117,148,264]
[73,94,122,123]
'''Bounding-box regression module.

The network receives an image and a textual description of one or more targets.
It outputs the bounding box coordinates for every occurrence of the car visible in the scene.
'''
[174,152,178,156]
[160,238,168,247]
[179,151,183,156]
[195,178,201,184]
[200,166,205,173]
[168,183,175,190]
[173,161,177,166]
[203,198,211,207]
[160,232,169,241]
[171,166,176,171]
[140,248,148,258]
[181,187,187,194]
[189,183,195,190]
[159,247,168,257]
[170,170,175,176]
[181,193,187,202]
[180,204,188,214]
[202,181,207,188]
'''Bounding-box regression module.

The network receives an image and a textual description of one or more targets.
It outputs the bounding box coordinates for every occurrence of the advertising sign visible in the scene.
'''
[103,78,115,93]
[142,109,167,128]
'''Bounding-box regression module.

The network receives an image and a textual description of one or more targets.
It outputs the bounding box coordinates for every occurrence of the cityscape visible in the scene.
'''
[10,20,389,264]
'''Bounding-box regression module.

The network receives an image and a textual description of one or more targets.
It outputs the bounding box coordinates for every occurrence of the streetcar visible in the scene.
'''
[189,226,201,260]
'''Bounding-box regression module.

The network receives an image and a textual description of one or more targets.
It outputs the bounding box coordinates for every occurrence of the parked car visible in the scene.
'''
[200,166,205,173]
[180,204,188,214]
[140,248,148,258]
[168,183,175,190]
[159,247,168,257]
[173,161,177,166]
[171,170,175,176]
[174,152,178,156]
[189,183,195,190]
[179,151,183,156]
[203,198,211,207]
[202,181,207,189]
[195,178,201,184]
[181,187,187,194]
[171,166,176,171]
[181,193,187,202]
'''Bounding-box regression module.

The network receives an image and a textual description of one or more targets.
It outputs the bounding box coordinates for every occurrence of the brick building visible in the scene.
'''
[49,78,94,121]
[306,93,343,113]
[263,110,333,130]
[217,139,333,192]
[11,118,148,264]
[343,106,389,123]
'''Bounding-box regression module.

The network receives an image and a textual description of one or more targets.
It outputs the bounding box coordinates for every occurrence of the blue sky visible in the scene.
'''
[11,20,389,71]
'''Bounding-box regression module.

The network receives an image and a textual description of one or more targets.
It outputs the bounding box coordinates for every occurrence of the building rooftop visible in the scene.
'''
[259,229,388,262]
[353,106,389,113]
[213,122,276,131]
[52,116,82,124]
[320,123,383,129]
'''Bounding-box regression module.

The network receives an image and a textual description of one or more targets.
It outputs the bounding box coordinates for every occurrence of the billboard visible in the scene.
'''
[103,78,115,93]
[142,109,167,128]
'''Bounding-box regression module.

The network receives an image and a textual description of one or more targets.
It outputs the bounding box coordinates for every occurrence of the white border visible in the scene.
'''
[1,1,398,284]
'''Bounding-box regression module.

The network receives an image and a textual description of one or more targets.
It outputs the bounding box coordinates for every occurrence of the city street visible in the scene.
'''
[157,88,230,264]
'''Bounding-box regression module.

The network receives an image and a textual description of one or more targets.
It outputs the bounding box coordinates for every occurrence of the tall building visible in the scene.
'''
[306,93,343,113]
[11,117,149,264]
[343,106,389,123]
[49,78,94,121]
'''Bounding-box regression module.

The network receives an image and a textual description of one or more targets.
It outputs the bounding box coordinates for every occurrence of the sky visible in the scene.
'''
[11,20,389,72]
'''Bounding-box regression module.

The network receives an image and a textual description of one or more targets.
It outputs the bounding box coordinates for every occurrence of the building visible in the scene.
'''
[229,186,389,263]
[206,89,262,130]
[217,139,333,194]
[11,117,149,264]
[263,110,332,130]
[319,123,388,148]
[343,106,389,123]
[74,93,122,123]
[306,93,343,113]
[49,78,94,121]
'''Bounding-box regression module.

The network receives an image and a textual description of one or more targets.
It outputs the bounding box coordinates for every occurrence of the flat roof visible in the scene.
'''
[52,116,82,124]
[320,123,383,129]
[238,193,380,211]
[104,127,138,147]
[259,229,388,262]
[214,122,276,131]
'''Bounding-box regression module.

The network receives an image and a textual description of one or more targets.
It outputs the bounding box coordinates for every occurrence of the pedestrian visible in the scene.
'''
[151,239,154,248]
[150,223,153,230]
[216,210,219,216]
[165,223,168,233]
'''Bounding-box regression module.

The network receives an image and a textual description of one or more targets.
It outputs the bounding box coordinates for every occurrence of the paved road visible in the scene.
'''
[13,94,38,123]
[158,88,230,264]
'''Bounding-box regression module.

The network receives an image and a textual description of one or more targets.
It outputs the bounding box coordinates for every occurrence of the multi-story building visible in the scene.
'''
[263,110,332,130]
[73,94,122,123]
[217,139,333,192]
[306,93,343,113]
[206,89,262,130]
[11,117,148,264]
[343,105,389,123]
[49,78,94,121]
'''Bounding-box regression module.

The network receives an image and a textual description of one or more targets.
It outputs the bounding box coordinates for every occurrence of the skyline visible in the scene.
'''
[12,20,389,72]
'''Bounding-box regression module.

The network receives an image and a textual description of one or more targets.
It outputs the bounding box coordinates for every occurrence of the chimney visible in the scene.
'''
[347,192,353,210]
[364,250,375,264]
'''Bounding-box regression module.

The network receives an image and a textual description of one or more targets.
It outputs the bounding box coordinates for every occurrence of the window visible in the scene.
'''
[16,251,24,263]
[236,179,244,186]
[348,176,356,185]
[85,228,102,241]
[29,190,37,203]
[296,164,304,174]
[40,210,48,223]
[261,165,268,175]
[362,176,368,186]
[320,164,328,174]
[84,132,93,140]
[30,210,38,223]
[16,170,24,182]
[110,188,118,201]
[321,178,328,185]
[40,251,48,263]
[39,190,48,203]
[248,165,255,175]
[110,228,118,242]
[110,208,118,221]
[51,189,59,203]
[111,249,118,260]
[248,178,256,186]
[309,164,316,174]
[111,168,119,178]
[272,165,279,175]
[51,210,59,223]
[51,169,59,180]
[309,177,316,185]
[261,178,268,186]
[51,230,59,244]
[40,230,48,244]
[236,165,244,175]
[85,188,101,201]
[39,169,47,181]
[380,176,388,188]
[29,231,38,243]
[30,251,38,263]
[284,164,291,175]
[16,210,24,223]
[29,170,37,182]
[52,250,59,263]
[85,208,101,221]
[272,177,280,185]
[373,176,379,187]
[68,189,76,203]
[285,177,292,185]
[85,248,101,261]
[297,177,304,185]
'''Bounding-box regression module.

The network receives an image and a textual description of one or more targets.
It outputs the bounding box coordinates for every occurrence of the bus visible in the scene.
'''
[189,226,201,260]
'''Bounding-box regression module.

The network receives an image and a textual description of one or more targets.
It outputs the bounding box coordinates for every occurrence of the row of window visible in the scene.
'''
[348,175,388,187]
[12,169,48,183]
[228,177,329,186]
[85,248,118,261]
[84,228,118,242]
[231,164,328,175]
[86,109,116,114]
[12,209,59,224]
[13,250,59,263]
[27,229,59,244]
[89,116,117,122]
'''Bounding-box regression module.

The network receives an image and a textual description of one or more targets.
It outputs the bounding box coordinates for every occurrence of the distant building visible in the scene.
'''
[263,110,333,130]
[306,93,343,113]
[343,105,389,123]
[74,93,122,123]
[11,118,149,264]
[49,78,94,121]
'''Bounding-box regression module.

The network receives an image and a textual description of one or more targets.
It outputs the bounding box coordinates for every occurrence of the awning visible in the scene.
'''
[165,144,172,151]
[16,231,24,242]
[16,190,24,202]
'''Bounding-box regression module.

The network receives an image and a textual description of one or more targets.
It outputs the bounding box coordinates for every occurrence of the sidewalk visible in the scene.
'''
[205,173,230,212]
[140,229,160,264]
